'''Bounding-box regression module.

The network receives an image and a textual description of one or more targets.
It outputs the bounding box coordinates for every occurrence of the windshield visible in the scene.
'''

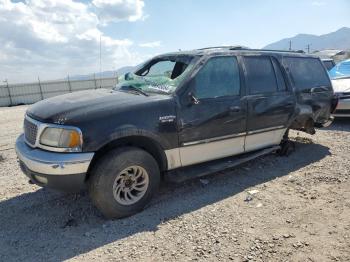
[115,55,196,95]
[329,59,350,79]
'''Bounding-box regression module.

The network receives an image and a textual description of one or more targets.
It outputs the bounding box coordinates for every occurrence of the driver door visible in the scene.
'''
[177,56,247,167]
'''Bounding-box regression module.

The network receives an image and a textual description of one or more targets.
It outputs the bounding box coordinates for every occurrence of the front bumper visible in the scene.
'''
[333,98,350,117]
[15,134,94,192]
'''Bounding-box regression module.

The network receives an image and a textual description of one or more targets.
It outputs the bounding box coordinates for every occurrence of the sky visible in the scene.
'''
[0,0,349,83]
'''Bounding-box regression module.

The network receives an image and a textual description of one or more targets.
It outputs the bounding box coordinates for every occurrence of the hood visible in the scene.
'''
[27,89,170,124]
[331,78,350,93]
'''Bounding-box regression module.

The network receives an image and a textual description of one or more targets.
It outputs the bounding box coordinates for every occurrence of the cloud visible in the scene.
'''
[0,0,148,83]
[92,0,145,23]
[311,1,326,6]
[139,41,162,48]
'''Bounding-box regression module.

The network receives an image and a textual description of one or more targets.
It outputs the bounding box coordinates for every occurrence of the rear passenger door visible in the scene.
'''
[242,55,295,152]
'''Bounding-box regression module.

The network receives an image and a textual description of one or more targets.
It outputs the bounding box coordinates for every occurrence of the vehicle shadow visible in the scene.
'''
[324,118,350,132]
[0,141,330,262]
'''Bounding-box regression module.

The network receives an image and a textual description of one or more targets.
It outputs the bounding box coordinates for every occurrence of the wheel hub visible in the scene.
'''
[112,166,149,206]
[124,177,133,188]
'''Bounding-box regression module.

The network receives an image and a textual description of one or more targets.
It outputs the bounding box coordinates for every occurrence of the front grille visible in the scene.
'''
[24,118,38,145]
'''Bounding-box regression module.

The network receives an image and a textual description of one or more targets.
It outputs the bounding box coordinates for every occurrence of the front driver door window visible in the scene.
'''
[194,56,240,99]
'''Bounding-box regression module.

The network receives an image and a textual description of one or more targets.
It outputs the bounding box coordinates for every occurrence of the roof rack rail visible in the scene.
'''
[197,45,249,51]
[245,48,306,54]
[197,46,305,54]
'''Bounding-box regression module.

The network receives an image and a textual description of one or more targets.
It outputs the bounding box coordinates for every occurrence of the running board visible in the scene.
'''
[164,146,280,183]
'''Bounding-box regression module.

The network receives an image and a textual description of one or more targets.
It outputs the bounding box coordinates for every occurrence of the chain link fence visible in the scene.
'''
[0,77,118,107]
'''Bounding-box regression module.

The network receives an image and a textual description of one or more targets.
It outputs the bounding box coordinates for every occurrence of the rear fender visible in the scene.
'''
[290,104,316,134]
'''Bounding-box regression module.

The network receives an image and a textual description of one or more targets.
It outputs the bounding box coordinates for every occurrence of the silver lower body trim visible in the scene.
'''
[180,135,245,167]
[165,126,286,170]
[245,128,286,152]
[15,134,94,175]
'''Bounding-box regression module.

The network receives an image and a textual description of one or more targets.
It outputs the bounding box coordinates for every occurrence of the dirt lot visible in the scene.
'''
[0,105,349,262]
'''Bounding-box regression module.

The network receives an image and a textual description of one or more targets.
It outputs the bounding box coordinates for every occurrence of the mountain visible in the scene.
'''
[68,66,136,81]
[264,27,350,52]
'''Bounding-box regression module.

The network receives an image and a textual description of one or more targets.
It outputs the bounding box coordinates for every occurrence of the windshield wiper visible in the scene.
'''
[119,85,149,96]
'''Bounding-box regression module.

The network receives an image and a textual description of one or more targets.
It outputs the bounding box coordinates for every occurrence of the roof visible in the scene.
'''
[157,46,315,58]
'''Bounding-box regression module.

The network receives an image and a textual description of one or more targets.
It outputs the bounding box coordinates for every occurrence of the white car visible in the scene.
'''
[330,59,350,117]
[332,78,350,117]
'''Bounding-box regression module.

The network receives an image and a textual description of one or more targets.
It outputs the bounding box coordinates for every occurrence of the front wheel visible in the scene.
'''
[88,147,160,219]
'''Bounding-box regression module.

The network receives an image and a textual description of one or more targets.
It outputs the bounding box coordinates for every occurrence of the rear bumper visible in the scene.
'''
[15,134,94,192]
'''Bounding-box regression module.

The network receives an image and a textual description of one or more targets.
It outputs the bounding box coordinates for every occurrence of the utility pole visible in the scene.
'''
[38,76,44,100]
[306,44,311,54]
[67,75,72,93]
[99,34,102,88]
[289,40,292,51]
[4,79,12,106]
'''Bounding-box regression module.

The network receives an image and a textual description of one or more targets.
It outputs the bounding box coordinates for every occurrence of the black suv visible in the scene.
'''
[16,47,336,219]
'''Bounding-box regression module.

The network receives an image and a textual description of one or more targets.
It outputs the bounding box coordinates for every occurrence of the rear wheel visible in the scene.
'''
[88,147,160,219]
[277,129,295,156]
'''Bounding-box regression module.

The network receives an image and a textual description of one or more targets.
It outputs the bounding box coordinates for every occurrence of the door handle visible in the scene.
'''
[229,106,241,112]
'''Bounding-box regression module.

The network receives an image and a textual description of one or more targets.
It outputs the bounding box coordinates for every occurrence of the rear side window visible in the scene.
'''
[244,56,278,94]
[194,56,241,99]
[322,60,335,71]
[283,57,331,90]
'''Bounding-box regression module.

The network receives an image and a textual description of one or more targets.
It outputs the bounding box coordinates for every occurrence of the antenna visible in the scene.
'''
[99,34,102,88]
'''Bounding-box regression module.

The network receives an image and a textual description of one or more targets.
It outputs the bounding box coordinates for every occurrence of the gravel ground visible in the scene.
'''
[0,105,349,262]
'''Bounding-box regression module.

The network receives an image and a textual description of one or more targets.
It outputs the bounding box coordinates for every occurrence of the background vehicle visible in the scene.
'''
[16,47,335,219]
[329,59,350,117]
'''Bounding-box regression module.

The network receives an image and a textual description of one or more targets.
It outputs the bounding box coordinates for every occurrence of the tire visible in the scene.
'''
[88,147,160,219]
[277,129,295,156]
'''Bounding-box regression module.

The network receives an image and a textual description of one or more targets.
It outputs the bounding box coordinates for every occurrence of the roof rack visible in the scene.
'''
[197,45,249,51]
[197,46,305,54]
[251,49,306,54]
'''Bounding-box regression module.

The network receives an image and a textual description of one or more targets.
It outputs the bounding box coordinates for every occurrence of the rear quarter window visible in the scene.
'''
[283,57,331,91]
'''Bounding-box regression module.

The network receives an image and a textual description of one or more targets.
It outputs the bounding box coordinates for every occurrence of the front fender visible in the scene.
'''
[98,126,172,151]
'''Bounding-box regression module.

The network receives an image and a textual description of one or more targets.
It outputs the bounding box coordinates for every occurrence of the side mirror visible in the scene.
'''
[188,92,200,105]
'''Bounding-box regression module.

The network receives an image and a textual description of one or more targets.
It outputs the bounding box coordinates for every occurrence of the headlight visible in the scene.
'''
[40,127,82,151]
